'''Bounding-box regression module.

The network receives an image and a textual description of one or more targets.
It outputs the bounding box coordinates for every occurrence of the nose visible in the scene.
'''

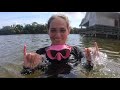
[56,32,61,37]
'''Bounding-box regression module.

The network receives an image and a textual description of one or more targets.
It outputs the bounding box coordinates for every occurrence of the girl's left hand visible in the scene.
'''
[85,42,99,63]
[85,48,92,63]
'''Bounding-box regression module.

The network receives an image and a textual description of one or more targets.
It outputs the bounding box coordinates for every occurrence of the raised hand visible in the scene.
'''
[85,48,92,63]
[85,42,99,63]
[23,44,43,69]
[94,42,99,57]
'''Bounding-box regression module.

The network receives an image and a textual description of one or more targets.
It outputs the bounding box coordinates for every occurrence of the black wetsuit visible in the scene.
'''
[21,46,93,78]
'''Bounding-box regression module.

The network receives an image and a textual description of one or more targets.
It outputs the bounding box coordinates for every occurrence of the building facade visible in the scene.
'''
[79,12,120,39]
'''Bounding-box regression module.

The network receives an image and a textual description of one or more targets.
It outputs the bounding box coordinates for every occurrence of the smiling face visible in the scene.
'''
[48,16,70,45]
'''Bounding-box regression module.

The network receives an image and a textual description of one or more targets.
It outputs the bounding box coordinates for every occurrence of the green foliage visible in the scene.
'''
[0,22,80,35]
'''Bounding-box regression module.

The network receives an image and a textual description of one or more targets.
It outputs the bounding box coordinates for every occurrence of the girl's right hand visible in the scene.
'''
[23,45,43,69]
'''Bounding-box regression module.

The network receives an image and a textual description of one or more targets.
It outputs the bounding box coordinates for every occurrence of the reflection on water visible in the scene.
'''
[0,34,120,78]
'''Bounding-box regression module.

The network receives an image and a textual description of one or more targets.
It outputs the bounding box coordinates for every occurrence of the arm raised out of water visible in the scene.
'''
[85,42,99,64]
[94,42,99,56]
[23,44,43,69]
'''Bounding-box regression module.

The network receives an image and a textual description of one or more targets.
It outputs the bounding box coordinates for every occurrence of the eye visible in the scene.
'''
[50,28,57,33]
[60,29,66,33]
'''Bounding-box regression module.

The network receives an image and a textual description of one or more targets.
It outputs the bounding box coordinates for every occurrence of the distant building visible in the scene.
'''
[79,12,120,39]
[80,12,120,28]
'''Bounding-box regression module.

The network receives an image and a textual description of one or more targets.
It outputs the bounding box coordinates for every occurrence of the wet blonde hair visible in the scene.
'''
[47,14,70,30]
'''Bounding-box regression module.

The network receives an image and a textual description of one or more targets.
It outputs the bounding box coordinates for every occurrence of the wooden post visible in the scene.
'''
[106,34,108,38]
[117,35,120,39]
[95,34,96,37]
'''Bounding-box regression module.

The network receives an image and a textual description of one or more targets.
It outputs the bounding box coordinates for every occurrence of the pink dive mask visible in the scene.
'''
[46,44,72,61]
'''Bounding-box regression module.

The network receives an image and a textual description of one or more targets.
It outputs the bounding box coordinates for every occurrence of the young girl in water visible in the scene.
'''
[21,14,98,78]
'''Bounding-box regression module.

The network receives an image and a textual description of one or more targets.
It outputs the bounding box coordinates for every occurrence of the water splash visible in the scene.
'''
[86,46,108,71]
[92,51,108,68]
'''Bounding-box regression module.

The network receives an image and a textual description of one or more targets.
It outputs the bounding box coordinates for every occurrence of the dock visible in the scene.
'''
[79,25,120,39]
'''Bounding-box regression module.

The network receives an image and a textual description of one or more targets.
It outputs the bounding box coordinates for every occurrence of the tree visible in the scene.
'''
[14,24,24,34]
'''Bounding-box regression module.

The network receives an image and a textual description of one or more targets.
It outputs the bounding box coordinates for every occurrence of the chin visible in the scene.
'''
[52,42,65,45]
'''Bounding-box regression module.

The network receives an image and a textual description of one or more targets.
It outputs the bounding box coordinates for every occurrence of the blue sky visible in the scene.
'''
[0,12,86,28]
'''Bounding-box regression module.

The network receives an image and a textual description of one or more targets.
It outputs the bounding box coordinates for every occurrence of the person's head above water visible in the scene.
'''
[47,14,71,45]
[21,14,96,75]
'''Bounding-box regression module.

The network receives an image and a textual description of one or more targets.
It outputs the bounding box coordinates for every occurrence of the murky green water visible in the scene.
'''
[0,34,120,78]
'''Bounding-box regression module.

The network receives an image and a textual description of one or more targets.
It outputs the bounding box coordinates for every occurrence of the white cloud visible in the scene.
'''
[30,12,86,27]
[0,12,86,28]
[52,12,86,27]
[52,12,85,19]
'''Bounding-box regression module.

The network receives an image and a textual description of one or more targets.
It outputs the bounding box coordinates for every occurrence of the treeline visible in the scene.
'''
[0,22,80,35]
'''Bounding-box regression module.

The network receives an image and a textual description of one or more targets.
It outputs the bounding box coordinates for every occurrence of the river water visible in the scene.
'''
[0,34,120,78]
